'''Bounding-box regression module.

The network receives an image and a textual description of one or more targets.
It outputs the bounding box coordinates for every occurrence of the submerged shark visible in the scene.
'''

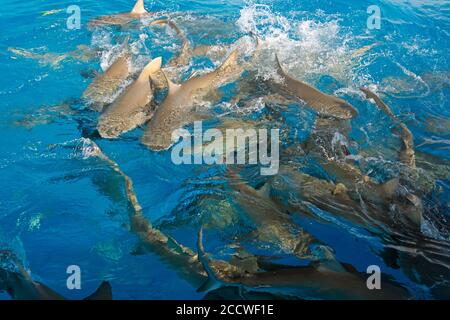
[150,19,231,70]
[0,250,112,300]
[8,45,98,69]
[88,0,154,28]
[97,57,162,138]
[360,88,416,168]
[196,228,411,300]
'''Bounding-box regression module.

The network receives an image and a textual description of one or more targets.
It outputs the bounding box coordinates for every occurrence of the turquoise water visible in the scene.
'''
[0,0,449,299]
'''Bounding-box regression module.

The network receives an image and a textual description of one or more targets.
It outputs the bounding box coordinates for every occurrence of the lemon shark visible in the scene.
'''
[89,0,154,28]
[8,45,98,69]
[360,88,416,168]
[196,228,411,300]
[0,251,112,300]
[97,57,162,138]
[141,50,243,150]
[274,55,358,120]
[83,38,132,111]
[226,167,324,260]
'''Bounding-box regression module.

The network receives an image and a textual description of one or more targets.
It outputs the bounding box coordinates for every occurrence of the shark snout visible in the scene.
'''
[97,119,123,139]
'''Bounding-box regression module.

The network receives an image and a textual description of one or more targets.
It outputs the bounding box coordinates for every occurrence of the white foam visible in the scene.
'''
[236,4,355,84]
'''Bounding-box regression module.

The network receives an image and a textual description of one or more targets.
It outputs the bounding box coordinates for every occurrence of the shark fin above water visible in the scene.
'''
[131,0,147,14]
[83,281,113,300]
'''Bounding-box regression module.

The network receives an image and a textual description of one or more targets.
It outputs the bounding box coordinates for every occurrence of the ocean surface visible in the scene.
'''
[0,0,449,299]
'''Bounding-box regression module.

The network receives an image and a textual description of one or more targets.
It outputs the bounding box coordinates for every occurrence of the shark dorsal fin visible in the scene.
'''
[379,178,400,199]
[84,281,113,300]
[218,50,238,72]
[275,54,286,77]
[137,57,162,82]
[131,0,147,14]
[160,69,181,94]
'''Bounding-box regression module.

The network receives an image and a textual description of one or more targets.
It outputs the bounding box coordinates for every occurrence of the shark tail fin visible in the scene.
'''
[138,57,162,81]
[83,281,113,300]
[218,50,238,72]
[131,0,147,14]
[196,228,223,293]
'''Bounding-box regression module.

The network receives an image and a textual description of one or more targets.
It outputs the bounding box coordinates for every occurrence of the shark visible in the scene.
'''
[8,45,98,69]
[150,19,232,70]
[0,250,112,300]
[88,0,154,28]
[196,228,411,300]
[274,55,358,120]
[97,56,162,138]
[226,167,327,260]
[141,49,243,150]
[83,38,133,111]
[360,88,416,168]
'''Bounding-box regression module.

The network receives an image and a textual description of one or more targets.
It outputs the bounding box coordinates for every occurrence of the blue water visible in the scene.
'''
[0,0,449,299]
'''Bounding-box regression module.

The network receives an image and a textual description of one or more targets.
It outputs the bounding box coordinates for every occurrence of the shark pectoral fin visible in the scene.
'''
[83,281,112,300]
[196,228,224,293]
[131,0,147,14]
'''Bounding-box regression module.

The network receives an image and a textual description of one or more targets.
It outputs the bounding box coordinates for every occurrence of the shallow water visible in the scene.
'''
[0,0,449,299]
